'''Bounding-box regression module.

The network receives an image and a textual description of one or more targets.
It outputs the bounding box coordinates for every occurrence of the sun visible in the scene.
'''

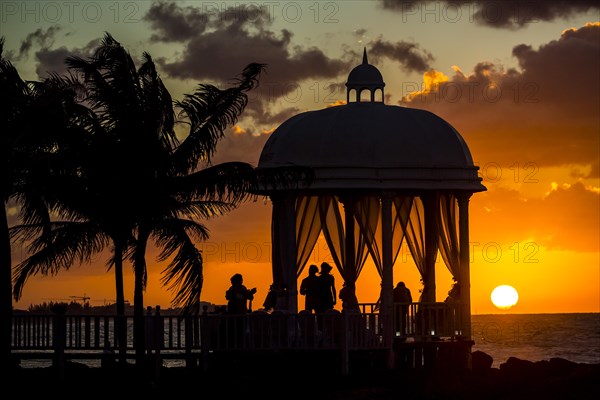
[491,285,519,310]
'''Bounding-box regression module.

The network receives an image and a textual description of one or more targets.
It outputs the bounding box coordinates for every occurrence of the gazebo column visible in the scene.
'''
[270,194,298,312]
[458,193,472,338]
[380,195,394,362]
[423,194,438,303]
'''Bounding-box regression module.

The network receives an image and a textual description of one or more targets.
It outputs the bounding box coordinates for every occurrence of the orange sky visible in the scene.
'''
[4,3,599,314]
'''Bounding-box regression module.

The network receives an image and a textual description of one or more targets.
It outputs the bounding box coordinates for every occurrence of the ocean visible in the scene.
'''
[471,313,600,368]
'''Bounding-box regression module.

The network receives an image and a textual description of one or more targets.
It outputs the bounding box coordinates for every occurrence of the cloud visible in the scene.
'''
[242,101,302,128]
[209,126,272,166]
[144,1,210,42]
[33,38,100,79]
[401,23,600,172]
[17,27,61,60]
[379,1,600,29]
[369,37,434,72]
[471,181,599,252]
[143,1,362,140]
[15,28,100,79]
[143,2,436,137]
[145,1,348,86]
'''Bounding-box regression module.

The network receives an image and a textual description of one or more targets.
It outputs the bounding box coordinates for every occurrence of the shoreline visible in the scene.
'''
[8,352,600,399]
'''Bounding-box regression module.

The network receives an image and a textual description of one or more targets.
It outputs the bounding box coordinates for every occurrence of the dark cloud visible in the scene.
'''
[144,2,348,83]
[243,102,302,128]
[144,0,272,43]
[17,26,61,60]
[144,1,210,42]
[369,37,434,72]
[402,23,600,171]
[379,0,599,29]
[144,1,436,133]
[353,28,368,37]
[34,39,100,79]
[210,126,272,166]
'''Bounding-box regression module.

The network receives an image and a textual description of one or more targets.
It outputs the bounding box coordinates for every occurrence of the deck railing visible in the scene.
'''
[11,302,463,365]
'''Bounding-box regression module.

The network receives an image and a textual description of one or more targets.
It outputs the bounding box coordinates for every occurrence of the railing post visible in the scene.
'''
[341,311,349,375]
[51,305,67,379]
[153,306,162,378]
[200,308,210,372]
[84,316,91,348]
[184,314,194,369]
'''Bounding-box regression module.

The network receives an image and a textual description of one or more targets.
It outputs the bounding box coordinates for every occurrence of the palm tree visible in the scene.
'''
[0,35,23,369]
[12,33,312,368]
[64,34,273,363]
[12,34,311,366]
[1,37,96,368]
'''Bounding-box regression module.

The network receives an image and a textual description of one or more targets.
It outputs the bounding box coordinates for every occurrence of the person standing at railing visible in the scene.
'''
[443,282,460,335]
[262,284,277,312]
[393,281,412,337]
[225,273,257,314]
[315,262,336,313]
[339,282,360,313]
[300,264,320,313]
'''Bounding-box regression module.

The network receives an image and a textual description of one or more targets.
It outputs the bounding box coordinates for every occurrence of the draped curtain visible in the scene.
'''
[437,194,460,282]
[294,196,323,278]
[360,196,413,308]
[356,196,413,278]
[291,195,456,305]
[319,197,369,293]
[353,196,381,275]
[403,196,427,301]
[391,196,413,273]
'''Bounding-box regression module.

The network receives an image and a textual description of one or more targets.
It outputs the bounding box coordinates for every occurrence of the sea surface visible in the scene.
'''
[18,313,600,368]
[471,313,600,367]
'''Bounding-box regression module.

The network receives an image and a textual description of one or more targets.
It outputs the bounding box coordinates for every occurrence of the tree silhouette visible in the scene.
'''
[11,33,311,365]
[1,36,95,368]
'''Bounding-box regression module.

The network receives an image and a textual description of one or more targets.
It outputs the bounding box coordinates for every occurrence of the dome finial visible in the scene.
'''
[346,47,385,103]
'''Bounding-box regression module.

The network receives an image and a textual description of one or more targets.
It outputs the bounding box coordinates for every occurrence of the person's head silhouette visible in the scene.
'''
[231,273,243,285]
[320,262,333,274]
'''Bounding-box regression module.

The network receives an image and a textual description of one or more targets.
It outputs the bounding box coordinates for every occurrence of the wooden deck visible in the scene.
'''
[11,302,473,374]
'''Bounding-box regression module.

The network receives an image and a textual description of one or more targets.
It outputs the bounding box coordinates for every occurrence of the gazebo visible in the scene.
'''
[256,49,486,355]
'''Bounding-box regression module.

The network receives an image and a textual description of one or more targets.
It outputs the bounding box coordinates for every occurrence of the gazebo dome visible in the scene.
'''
[257,50,485,193]
[346,62,384,86]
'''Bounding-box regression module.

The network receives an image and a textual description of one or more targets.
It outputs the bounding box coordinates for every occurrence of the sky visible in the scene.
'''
[2,0,599,314]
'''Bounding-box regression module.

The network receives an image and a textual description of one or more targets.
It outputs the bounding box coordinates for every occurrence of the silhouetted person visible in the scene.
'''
[444,282,460,306]
[443,282,461,335]
[316,262,336,313]
[225,273,256,314]
[300,264,320,313]
[339,282,360,313]
[262,284,277,312]
[393,281,412,336]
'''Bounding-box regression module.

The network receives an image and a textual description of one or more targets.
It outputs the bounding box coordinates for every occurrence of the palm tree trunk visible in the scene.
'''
[0,205,12,368]
[113,239,127,365]
[133,228,149,367]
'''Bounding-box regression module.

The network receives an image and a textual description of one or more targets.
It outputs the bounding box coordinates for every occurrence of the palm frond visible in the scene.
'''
[255,165,315,192]
[172,161,257,203]
[12,222,109,300]
[172,63,266,171]
[172,200,233,220]
[153,220,208,313]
